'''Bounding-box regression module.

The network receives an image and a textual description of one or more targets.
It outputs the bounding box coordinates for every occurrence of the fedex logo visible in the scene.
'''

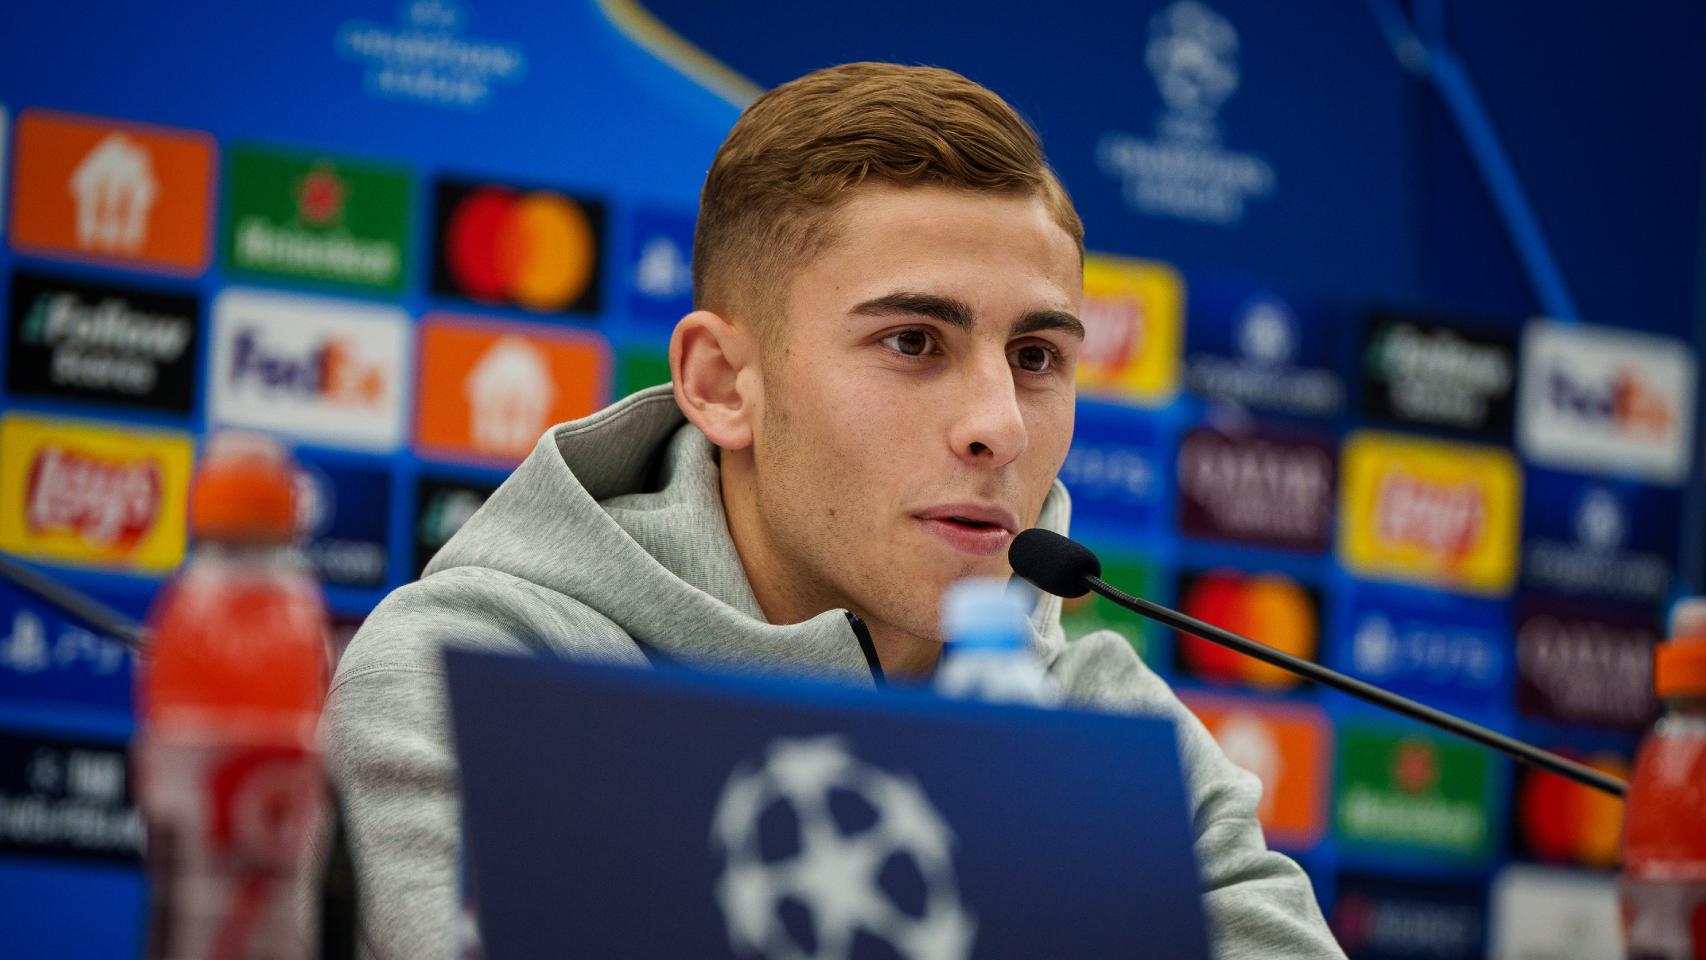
[227,328,387,407]
[1543,366,1674,438]
[211,289,409,451]
[1519,322,1695,484]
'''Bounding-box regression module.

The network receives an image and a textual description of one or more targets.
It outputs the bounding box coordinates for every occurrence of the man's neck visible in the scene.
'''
[718,456,942,679]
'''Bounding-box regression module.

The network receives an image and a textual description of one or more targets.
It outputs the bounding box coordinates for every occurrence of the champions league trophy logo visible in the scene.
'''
[1146,0,1240,138]
[1574,487,1625,553]
[710,736,976,960]
[1095,0,1275,225]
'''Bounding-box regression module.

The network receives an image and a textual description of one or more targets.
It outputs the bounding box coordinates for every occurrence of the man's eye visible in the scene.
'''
[882,329,934,357]
[1010,343,1056,373]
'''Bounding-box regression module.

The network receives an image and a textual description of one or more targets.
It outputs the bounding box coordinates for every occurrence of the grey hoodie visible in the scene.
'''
[327,385,1345,959]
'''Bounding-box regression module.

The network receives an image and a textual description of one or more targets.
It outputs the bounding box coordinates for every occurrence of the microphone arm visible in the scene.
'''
[1082,573,1626,798]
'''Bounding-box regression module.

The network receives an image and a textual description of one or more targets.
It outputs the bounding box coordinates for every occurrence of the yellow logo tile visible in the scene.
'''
[0,414,193,573]
[1076,254,1181,405]
[1339,431,1521,594]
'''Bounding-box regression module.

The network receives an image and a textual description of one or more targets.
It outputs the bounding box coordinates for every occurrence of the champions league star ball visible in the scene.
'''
[709,736,976,960]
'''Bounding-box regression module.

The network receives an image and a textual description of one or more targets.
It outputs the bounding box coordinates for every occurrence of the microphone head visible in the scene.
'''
[1008,529,1101,599]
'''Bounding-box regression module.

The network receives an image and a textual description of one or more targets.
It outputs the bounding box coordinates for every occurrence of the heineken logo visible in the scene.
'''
[295,165,346,226]
[222,145,411,292]
[1336,727,1490,858]
[1392,740,1438,795]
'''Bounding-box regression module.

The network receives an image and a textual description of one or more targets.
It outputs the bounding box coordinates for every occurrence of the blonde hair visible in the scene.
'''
[693,62,1083,339]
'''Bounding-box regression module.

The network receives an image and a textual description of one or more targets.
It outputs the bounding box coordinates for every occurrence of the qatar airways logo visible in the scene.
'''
[210,289,409,451]
[1177,428,1333,550]
[1518,322,1695,484]
[1516,608,1658,729]
[1373,473,1486,560]
[26,446,162,549]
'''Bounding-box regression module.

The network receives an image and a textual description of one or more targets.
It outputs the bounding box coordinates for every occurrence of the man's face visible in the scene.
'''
[746,183,1083,641]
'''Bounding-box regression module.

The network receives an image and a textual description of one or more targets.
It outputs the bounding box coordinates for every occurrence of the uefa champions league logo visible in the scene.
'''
[1096,0,1275,225]
[1146,0,1241,121]
[1574,487,1625,553]
[1236,295,1298,366]
[710,736,976,960]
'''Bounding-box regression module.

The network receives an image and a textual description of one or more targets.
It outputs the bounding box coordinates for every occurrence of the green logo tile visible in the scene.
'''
[1059,551,1161,665]
[223,145,411,292]
[1335,726,1492,859]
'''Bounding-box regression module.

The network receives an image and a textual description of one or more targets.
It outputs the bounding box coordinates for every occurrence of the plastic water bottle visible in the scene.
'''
[935,578,1057,706]
[1619,597,1706,960]
[138,434,330,959]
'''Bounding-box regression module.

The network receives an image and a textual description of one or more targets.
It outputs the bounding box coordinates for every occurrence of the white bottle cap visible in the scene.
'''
[1669,597,1706,639]
[941,578,1031,650]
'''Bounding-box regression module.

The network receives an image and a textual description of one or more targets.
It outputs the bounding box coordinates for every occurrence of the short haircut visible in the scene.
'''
[693,62,1084,341]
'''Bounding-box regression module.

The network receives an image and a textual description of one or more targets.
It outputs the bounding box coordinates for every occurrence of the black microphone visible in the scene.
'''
[1010,528,1628,798]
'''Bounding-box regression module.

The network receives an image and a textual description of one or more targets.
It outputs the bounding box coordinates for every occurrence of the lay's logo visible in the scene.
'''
[1340,432,1519,594]
[1372,474,1485,560]
[27,446,162,549]
[1075,254,1180,406]
[0,415,191,573]
[1518,322,1695,485]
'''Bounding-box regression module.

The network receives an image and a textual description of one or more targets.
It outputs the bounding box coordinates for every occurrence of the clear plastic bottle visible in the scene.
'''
[138,434,330,960]
[934,578,1058,706]
[1619,597,1706,960]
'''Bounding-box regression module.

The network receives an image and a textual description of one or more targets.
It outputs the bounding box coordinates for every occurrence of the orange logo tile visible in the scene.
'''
[416,315,610,465]
[1182,693,1332,848]
[9,110,214,273]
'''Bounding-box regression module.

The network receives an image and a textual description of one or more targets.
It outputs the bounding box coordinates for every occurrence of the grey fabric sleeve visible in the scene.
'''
[325,568,642,959]
[1049,630,1347,960]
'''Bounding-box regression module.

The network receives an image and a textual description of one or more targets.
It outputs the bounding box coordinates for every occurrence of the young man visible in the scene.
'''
[329,63,1344,958]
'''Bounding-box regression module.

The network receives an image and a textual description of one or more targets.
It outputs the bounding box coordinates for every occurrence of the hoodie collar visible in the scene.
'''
[426,385,1073,681]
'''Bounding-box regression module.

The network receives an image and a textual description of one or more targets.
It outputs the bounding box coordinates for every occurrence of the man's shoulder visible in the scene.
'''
[333,566,644,692]
[1047,628,1188,719]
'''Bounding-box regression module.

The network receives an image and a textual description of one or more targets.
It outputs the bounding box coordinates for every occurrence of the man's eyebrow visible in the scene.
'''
[1014,310,1085,340]
[849,292,977,331]
[850,292,1084,340]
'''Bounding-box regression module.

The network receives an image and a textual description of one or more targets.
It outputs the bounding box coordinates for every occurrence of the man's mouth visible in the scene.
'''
[912,505,1020,558]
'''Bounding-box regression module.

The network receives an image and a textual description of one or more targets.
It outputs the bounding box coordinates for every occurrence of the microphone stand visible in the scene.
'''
[1085,574,1629,798]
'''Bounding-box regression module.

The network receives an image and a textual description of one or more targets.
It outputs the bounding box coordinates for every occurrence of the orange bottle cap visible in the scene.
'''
[188,432,298,543]
[1656,599,1706,700]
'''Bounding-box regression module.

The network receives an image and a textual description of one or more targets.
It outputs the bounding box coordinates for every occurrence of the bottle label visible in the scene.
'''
[141,738,324,960]
[1620,877,1706,960]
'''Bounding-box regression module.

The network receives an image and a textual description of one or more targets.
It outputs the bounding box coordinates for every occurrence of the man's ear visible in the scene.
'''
[670,309,759,451]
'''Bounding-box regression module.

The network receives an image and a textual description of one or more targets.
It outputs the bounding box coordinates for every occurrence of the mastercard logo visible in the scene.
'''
[1515,751,1627,868]
[1175,570,1317,689]
[432,179,603,315]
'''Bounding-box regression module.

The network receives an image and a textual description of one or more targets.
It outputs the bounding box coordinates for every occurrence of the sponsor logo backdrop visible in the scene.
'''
[2,2,1701,954]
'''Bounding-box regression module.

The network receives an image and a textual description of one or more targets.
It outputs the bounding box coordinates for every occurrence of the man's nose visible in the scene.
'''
[949,352,1028,468]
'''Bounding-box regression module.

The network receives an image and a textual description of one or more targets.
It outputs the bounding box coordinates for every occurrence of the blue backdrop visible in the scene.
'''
[1,1,1701,956]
